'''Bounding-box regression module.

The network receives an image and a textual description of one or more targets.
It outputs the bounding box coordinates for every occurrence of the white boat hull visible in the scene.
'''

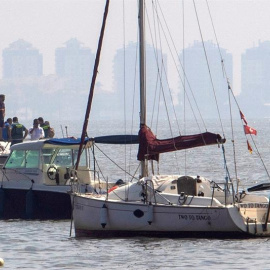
[71,193,270,238]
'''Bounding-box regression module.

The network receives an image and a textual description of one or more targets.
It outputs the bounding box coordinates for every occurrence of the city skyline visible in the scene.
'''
[2,36,270,121]
[1,0,270,96]
[0,36,267,93]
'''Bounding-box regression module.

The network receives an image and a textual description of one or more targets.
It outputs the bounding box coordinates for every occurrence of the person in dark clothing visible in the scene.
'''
[38,117,44,127]
[38,117,48,135]
[44,121,55,138]
[2,118,12,141]
[0,95,5,128]
[0,95,5,140]
[38,117,54,138]
[11,117,28,145]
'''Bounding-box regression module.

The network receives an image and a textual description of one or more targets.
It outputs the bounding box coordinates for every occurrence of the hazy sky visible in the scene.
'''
[1,0,270,94]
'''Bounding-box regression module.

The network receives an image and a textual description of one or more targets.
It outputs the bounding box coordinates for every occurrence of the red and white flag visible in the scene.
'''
[240,110,248,125]
[247,140,253,154]
[244,125,257,135]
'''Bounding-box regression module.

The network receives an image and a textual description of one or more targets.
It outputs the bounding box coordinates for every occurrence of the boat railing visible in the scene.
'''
[67,169,81,193]
[144,179,156,204]
[70,168,105,194]
[144,179,175,206]
[88,169,108,192]
[211,180,235,206]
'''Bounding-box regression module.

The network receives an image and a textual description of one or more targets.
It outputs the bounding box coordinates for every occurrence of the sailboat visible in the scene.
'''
[70,0,270,237]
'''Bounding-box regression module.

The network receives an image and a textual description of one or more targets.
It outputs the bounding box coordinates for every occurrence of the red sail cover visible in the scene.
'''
[137,125,225,161]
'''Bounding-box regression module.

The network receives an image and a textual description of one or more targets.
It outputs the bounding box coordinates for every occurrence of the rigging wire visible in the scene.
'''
[205,0,238,187]
[248,134,270,180]
[90,146,106,184]
[94,143,139,180]
[146,2,179,138]
[130,29,139,175]
[206,0,270,183]
[182,0,187,175]
[153,0,231,177]
[75,0,110,170]
[227,82,238,189]
[150,3,183,135]
[151,2,162,136]
[146,1,181,173]
[192,0,225,137]
[145,3,173,132]
[122,0,127,185]
[152,0,221,174]
[148,0,224,175]
[152,1,180,138]
[154,0,181,174]
[154,1,207,133]
[150,0,161,132]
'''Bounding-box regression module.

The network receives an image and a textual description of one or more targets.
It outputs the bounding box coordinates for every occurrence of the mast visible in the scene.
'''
[75,0,110,170]
[139,0,147,177]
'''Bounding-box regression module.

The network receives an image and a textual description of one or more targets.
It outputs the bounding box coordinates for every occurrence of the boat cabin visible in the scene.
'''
[108,174,234,205]
[2,138,93,186]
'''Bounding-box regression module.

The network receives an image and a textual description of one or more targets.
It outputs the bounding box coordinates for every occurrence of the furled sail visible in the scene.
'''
[137,124,225,161]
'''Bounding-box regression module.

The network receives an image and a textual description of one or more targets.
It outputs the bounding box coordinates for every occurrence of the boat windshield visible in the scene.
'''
[51,148,87,167]
[5,150,40,169]
[42,149,56,164]
[54,149,73,166]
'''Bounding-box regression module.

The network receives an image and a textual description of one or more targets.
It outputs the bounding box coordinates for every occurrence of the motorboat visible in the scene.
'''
[0,137,119,219]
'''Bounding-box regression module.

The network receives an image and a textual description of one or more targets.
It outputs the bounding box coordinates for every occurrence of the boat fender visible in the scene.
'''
[147,204,153,225]
[0,187,5,218]
[26,188,35,219]
[100,204,107,228]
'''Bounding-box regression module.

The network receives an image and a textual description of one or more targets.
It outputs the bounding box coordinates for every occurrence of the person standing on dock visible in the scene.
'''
[11,117,28,145]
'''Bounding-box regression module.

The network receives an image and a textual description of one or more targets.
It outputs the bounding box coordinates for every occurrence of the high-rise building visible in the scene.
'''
[2,39,42,78]
[55,38,95,119]
[113,42,168,121]
[55,38,94,92]
[1,38,96,120]
[178,40,233,119]
[240,41,270,117]
[1,39,43,119]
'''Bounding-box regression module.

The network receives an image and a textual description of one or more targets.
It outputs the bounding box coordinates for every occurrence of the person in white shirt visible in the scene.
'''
[29,119,45,140]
